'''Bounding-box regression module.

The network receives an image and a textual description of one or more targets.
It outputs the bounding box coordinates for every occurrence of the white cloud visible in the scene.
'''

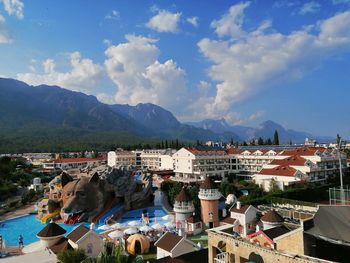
[187,16,199,27]
[198,3,350,118]
[105,10,119,20]
[96,92,116,104]
[210,1,250,38]
[248,111,265,121]
[0,14,12,43]
[103,39,112,47]
[146,10,181,33]
[104,34,187,112]
[17,52,103,93]
[299,1,320,15]
[1,0,24,19]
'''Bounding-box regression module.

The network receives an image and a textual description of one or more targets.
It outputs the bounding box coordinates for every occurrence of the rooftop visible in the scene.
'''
[186,148,227,156]
[259,165,297,177]
[67,225,90,243]
[155,232,183,252]
[230,204,250,214]
[175,188,193,202]
[263,225,291,240]
[37,222,66,238]
[261,210,284,223]
[269,155,307,166]
[200,177,216,190]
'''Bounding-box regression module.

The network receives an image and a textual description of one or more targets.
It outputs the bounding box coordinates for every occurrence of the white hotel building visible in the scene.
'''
[107,149,175,171]
[172,148,231,182]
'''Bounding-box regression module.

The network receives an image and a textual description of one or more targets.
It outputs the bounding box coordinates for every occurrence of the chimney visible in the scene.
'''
[236,201,241,209]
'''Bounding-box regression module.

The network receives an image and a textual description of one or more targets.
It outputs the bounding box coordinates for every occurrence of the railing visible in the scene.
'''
[173,204,195,212]
[214,252,229,263]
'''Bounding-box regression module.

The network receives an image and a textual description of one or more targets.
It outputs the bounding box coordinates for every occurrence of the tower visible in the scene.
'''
[198,177,221,228]
[261,209,284,230]
[174,187,195,236]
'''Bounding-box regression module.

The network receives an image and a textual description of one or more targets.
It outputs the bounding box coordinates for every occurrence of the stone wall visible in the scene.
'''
[207,230,334,263]
[275,228,305,255]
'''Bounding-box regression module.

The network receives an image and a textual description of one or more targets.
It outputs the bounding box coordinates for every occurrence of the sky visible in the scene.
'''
[0,0,350,138]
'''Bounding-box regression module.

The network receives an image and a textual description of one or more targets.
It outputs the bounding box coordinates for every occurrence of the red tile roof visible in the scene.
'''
[221,217,237,225]
[186,148,227,156]
[269,155,307,166]
[259,165,297,177]
[279,147,328,156]
[226,148,243,154]
[175,188,193,202]
[261,210,284,223]
[200,177,215,190]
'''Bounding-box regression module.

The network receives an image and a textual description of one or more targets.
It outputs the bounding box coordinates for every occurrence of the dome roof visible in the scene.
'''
[261,210,284,223]
[200,177,215,190]
[175,187,192,202]
[126,234,150,255]
[37,221,66,238]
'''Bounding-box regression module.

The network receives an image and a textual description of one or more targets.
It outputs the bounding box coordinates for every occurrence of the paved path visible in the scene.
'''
[0,204,35,221]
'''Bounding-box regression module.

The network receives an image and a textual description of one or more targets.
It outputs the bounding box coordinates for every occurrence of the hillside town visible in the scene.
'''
[0,137,350,263]
[1,1,350,263]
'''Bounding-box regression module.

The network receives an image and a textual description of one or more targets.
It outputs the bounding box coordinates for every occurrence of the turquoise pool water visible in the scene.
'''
[0,206,168,246]
[0,214,102,246]
[118,206,168,225]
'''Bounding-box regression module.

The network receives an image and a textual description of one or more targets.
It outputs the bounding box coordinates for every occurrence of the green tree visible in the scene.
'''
[258,137,264,145]
[273,130,279,145]
[57,249,87,263]
[83,242,133,263]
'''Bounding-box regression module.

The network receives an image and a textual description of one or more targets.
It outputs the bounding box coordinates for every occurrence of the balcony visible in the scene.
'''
[198,189,221,200]
[173,203,195,213]
[214,252,229,263]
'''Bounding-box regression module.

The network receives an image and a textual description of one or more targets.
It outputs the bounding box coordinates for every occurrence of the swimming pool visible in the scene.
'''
[0,215,102,246]
[0,206,168,246]
[118,206,168,225]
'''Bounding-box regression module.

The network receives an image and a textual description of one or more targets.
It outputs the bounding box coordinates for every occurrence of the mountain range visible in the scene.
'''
[0,78,333,152]
[188,119,333,143]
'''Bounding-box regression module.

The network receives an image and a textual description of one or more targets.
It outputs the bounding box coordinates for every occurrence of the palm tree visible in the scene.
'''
[57,249,87,263]
[83,242,138,263]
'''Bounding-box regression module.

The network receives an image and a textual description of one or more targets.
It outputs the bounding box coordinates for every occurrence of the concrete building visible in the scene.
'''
[28,177,43,191]
[141,149,175,171]
[207,208,331,263]
[107,150,136,168]
[43,157,105,171]
[228,146,346,181]
[107,149,175,171]
[172,148,230,182]
[229,202,260,237]
[198,177,221,227]
[174,187,195,236]
[252,147,348,191]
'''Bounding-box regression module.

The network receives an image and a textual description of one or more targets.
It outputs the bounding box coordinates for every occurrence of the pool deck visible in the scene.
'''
[0,204,35,221]
[0,249,56,263]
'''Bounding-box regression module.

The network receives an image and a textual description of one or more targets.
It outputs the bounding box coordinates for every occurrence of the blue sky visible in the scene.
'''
[0,0,350,138]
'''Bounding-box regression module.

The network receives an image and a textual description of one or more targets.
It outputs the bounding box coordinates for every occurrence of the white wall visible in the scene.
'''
[107,151,116,167]
[157,247,171,259]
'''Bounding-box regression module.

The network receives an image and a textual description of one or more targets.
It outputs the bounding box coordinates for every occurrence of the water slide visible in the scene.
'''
[93,202,124,225]
[40,210,60,223]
